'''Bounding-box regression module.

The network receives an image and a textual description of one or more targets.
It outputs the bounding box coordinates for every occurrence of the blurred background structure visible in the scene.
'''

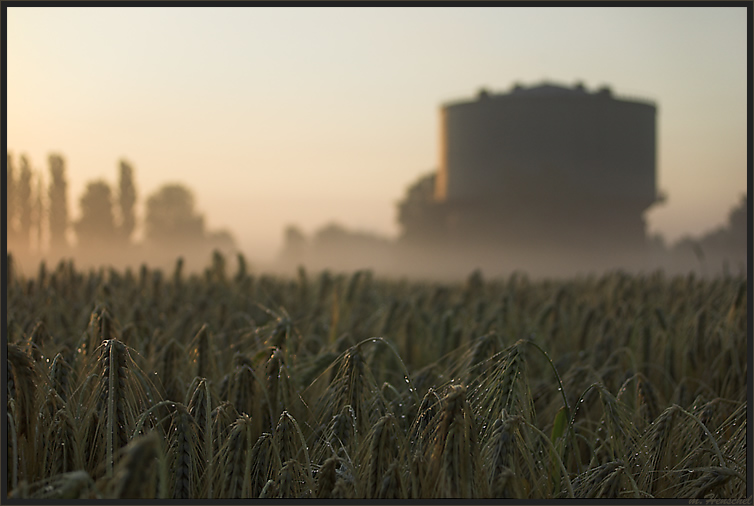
[273,80,746,278]
[397,81,664,274]
[7,85,747,279]
[8,7,747,279]
[6,82,748,278]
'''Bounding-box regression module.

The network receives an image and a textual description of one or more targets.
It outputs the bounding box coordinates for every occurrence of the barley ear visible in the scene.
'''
[316,456,338,498]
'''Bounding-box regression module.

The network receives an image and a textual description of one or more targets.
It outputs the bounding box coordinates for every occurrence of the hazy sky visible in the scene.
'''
[7,6,749,262]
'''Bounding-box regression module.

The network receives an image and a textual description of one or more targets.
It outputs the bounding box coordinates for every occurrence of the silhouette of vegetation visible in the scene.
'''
[280,225,307,265]
[274,179,747,279]
[727,194,747,241]
[48,154,70,256]
[7,154,19,245]
[33,176,44,254]
[206,229,238,257]
[7,151,237,273]
[145,183,206,248]
[670,194,747,275]
[7,154,44,254]
[397,171,445,243]
[17,156,33,252]
[279,222,392,272]
[5,148,743,278]
[75,180,117,250]
[117,160,137,245]
[141,183,237,271]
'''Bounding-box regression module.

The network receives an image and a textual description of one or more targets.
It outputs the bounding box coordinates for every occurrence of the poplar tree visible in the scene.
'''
[7,154,18,243]
[118,160,137,245]
[34,176,45,254]
[18,156,33,251]
[48,154,70,255]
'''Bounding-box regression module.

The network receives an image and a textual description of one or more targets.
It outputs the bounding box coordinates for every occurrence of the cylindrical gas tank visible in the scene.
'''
[435,83,657,212]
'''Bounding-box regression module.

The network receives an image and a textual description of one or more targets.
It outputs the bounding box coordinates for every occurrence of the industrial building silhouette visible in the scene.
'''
[398,81,663,274]
[280,80,742,277]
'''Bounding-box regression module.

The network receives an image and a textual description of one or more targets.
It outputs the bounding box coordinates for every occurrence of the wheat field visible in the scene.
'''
[5,253,748,499]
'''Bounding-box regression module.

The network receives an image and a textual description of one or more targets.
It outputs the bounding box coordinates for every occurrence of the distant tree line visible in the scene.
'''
[7,153,72,257]
[393,170,748,276]
[6,152,236,270]
[276,172,747,277]
[666,194,748,275]
[279,222,393,272]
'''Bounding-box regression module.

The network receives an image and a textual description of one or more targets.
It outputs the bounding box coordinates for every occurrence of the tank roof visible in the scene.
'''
[509,81,591,96]
[444,81,655,108]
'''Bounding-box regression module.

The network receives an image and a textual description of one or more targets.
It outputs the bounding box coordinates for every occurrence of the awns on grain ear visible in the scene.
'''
[107,432,165,499]
[425,385,487,498]
[81,338,157,479]
[7,344,38,440]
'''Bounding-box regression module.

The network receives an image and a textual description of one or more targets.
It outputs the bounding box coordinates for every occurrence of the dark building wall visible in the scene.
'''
[434,83,658,256]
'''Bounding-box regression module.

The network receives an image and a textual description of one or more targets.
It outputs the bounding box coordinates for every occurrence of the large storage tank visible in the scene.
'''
[434,81,659,259]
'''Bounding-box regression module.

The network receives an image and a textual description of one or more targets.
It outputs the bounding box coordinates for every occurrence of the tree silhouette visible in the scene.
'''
[48,154,70,254]
[207,229,237,255]
[311,222,391,257]
[75,180,117,249]
[144,183,205,248]
[314,223,349,246]
[34,175,44,253]
[118,160,137,245]
[728,194,746,238]
[17,156,33,251]
[280,225,308,264]
[397,172,445,242]
[7,154,18,244]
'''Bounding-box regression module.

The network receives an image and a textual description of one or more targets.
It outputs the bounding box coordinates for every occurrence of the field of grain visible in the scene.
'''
[5,252,749,499]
